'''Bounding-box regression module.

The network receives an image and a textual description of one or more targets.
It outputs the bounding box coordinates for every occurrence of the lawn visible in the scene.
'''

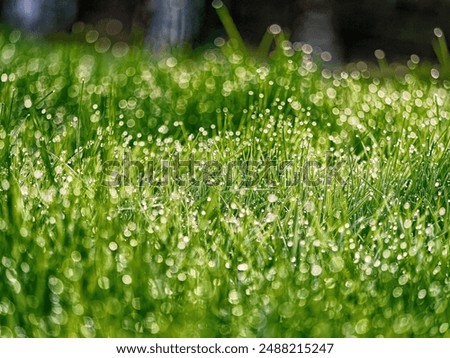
[0,27,449,338]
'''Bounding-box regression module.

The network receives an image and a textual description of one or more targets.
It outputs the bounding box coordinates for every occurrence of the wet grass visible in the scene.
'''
[0,28,449,337]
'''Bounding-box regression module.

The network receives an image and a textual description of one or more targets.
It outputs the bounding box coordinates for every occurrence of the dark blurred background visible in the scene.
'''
[1,0,450,62]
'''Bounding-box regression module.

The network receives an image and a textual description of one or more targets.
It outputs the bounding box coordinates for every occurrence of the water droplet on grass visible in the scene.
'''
[269,24,282,35]
[311,264,322,276]
[33,170,43,179]
[122,275,132,285]
[48,277,64,295]
[374,49,385,60]
[329,256,344,273]
[228,290,239,304]
[111,42,129,58]
[1,180,10,191]
[392,287,403,298]
[268,194,278,203]
[434,28,444,38]
[265,213,276,223]
[212,0,223,9]
[237,263,248,272]
[85,30,99,43]
[355,318,369,335]
[439,323,449,334]
[418,289,427,299]
[431,68,440,79]
[158,125,169,134]
[404,219,412,229]
[232,305,244,317]
[98,277,110,290]
[109,242,118,251]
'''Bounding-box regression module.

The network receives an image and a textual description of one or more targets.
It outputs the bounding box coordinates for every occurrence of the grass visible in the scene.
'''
[0,26,449,338]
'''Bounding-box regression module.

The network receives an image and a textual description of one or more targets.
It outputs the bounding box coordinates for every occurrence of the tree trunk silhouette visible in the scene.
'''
[144,0,204,51]
[2,0,77,34]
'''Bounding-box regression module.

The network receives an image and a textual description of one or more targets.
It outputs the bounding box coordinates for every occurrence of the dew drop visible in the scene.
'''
[403,219,412,229]
[311,264,322,277]
[237,263,248,272]
[434,28,443,38]
[268,194,278,203]
[122,275,132,285]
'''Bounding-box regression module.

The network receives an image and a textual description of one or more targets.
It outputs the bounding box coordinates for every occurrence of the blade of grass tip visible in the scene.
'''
[76,79,85,164]
[212,0,247,55]
[34,90,56,108]
[10,90,55,139]
[47,151,90,187]
[1,89,16,173]
[6,88,16,132]
[431,94,450,154]
[374,49,389,73]
[27,94,58,186]
[270,24,286,47]
[268,24,292,60]
[257,27,275,59]
[432,28,449,76]
[40,147,57,186]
